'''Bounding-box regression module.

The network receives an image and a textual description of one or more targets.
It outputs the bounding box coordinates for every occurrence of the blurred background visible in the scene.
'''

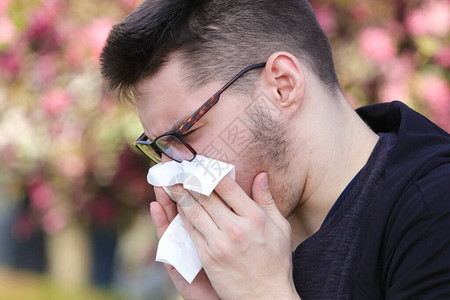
[0,0,448,299]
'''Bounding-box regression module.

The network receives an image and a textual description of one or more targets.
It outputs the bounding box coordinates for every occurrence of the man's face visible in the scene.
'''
[134,58,298,216]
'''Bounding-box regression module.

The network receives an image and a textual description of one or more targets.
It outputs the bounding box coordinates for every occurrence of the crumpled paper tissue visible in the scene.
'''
[147,155,235,283]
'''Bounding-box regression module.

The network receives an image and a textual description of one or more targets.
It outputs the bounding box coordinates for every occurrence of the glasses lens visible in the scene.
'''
[156,135,194,162]
[135,143,161,164]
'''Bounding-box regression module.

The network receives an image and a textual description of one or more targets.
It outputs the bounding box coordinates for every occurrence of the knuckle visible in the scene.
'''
[202,250,214,266]
[210,240,229,261]
[249,209,266,227]
[227,223,245,243]
[187,204,201,221]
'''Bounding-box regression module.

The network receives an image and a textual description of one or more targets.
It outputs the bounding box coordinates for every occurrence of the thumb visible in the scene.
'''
[252,172,283,221]
[252,173,291,237]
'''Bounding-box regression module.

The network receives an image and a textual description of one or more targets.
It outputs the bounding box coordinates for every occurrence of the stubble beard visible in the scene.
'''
[244,107,300,218]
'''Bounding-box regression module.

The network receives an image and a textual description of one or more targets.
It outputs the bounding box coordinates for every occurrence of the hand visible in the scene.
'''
[170,172,300,300]
[150,186,220,300]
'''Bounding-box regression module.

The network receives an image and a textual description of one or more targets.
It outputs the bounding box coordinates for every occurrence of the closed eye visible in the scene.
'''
[185,129,197,137]
[184,123,204,139]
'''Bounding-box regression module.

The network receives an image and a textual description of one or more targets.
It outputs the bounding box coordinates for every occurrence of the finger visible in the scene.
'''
[178,204,208,250]
[154,186,177,222]
[168,184,218,238]
[252,172,289,234]
[164,265,211,292]
[214,174,256,216]
[188,190,236,229]
[150,201,170,239]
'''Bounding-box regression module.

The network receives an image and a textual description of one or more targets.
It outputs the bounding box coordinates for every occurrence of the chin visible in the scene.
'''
[269,172,299,218]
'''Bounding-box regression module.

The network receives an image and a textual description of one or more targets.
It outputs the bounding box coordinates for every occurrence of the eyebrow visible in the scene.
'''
[149,114,191,140]
[168,117,189,133]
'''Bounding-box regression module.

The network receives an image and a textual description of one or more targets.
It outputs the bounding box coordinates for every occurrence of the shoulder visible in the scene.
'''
[353,140,450,299]
[381,162,450,298]
[384,160,450,255]
[389,161,450,226]
[413,161,450,209]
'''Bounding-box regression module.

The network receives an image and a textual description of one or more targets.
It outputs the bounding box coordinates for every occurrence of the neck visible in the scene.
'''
[288,96,379,250]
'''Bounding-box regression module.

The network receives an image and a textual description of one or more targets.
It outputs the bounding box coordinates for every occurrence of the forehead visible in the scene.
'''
[133,58,219,139]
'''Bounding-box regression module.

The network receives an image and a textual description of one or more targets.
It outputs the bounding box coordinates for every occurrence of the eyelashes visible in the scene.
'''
[185,128,197,137]
[185,123,205,140]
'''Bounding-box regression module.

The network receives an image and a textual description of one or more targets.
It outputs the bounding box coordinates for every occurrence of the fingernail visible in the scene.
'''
[261,173,269,190]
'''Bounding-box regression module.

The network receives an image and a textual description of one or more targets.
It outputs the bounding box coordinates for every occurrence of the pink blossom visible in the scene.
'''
[435,46,450,68]
[405,7,428,36]
[64,28,89,69]
[41,0,63,7]
[26,5,63,53]
[383,54,415,82]
[33,53,57,86]
[0,49,22,78]
[42,207,68,234]
[419,74,450,107]
[29,177,54,211]
[379,54,414,102]
[1,143,18,168]
[0,15,16,45]
[358,27,396,64]
[56,153,86,179]
[379,81,411,104]
[419,74,450,132]
[405,0,450,37]
[48,119,64,139]
[312,4,337,36]
[86,18,115,62]
[40,88,73,117]
[0,0,12,15]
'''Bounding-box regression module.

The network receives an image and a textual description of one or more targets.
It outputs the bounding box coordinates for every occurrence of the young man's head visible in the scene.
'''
[101,0,339,98]
[100,0,360,218]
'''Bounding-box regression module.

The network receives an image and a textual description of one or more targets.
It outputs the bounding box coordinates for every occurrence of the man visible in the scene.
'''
[100,0,450,299]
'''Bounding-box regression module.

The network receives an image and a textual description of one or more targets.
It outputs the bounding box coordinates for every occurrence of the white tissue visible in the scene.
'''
[147,155,235,283]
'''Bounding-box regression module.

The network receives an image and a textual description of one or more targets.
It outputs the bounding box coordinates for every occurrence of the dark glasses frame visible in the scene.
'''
[134,62,266,163]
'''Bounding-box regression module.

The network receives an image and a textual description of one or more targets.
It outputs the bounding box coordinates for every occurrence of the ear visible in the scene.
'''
[260,52,305,119]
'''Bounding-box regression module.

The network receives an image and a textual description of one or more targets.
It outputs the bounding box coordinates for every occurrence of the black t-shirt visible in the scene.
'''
[292,102,450,299]
[293,132,395,299]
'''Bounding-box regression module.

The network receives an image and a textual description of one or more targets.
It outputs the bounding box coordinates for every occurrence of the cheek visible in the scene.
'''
[191,112,259,196]
[199,108,256,163]
[194,133,242,166]
[234,165,258,197]
[195,138,255,196]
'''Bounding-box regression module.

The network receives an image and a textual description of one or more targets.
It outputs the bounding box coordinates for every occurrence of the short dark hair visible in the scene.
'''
[100,0,340,100]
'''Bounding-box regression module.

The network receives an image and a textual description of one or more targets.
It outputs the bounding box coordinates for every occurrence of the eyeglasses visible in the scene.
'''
[133,62,266,164]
